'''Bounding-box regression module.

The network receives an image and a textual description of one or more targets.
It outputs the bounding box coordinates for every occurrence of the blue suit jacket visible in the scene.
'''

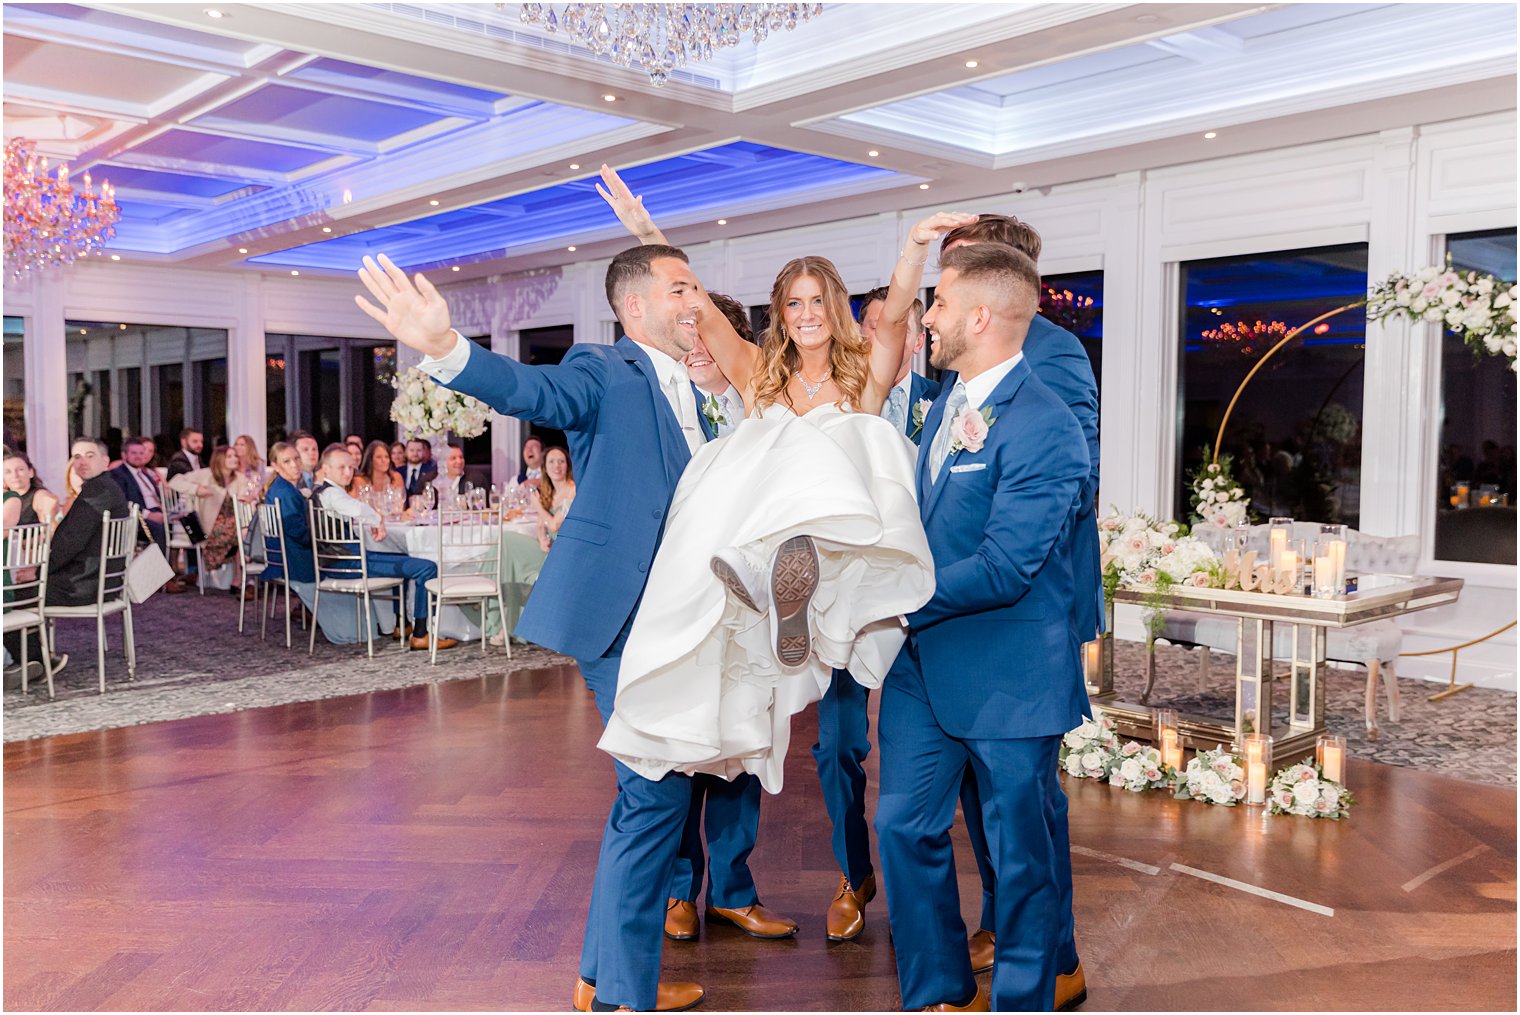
[1024,315,1102,639]
[263,474,314,583]
[439,336,699,660]
[904,372,942,445]
[903,358,1089,740]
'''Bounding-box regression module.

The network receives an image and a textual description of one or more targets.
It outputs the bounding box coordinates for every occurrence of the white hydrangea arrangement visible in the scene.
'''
[1367,258,1516,372]
[1187,450,1252,531]
[1267,761,1354,819]
[1097,511,1221,600]
[1108,740,1172,793]
[1172,746,1248,807]
[389,366,491,439]
[1059,713,1122,781]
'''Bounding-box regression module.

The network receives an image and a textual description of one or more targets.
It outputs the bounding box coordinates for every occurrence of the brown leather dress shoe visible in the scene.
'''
[572,977,705,1012]
[704,903,799,939]
[1055,960,1087,1011]
[825,873,876,941]
[922,987,990,1011]
[665,898,699,940]
[412,635,458,650]
[968,928,995,974]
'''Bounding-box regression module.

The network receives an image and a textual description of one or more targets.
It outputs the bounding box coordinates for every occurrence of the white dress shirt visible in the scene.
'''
[314,483,381,527]
[124,464,161,509]
[697,383,743,438]
[960,351,1025,413]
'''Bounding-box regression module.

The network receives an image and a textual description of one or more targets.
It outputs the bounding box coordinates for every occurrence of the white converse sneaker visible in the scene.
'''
[711,546,769,614]
[768,535,819,671]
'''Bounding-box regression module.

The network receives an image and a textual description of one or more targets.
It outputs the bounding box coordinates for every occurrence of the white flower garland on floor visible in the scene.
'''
[1267,761,1354,819]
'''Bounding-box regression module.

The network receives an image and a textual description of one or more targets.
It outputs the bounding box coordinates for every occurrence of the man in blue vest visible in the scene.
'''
[356,245,738,1012]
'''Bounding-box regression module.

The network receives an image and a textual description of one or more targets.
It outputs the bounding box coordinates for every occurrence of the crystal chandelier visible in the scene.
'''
[3,138,119,278]
[508,3,825,86]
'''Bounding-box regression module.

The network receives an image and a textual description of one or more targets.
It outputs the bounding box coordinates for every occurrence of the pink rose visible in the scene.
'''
[952,408,989,452]
[1187,572,1211,587]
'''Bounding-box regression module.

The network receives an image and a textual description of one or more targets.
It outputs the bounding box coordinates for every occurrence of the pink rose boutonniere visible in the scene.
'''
[948,405,996,454]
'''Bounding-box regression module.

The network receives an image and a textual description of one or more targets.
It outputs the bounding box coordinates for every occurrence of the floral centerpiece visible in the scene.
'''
[1172,746,1248,806]
[1109,740,1172,792]
[1098,511,1222,635]
[1267,761,1354,819]
[1186,449,1252,530]
[1059,713,1122,781]
[389,366,491,440]
[1367,257,1516,372]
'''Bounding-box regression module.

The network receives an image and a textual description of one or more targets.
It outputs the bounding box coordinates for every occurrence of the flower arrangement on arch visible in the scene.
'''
[1367,257,1516,372]
[1187,449,1252,530]
[389,366,491,439]
[1059,713,1122,781]
[1267,761,1354,819]
[1172,746,1248,806]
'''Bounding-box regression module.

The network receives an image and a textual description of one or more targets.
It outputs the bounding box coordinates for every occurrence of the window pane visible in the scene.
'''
[355,344,397,445]
[300,349,342,448]
[1040,270,1103,395]
[154,362,184,451]
[266,347,287,447]
[3,317,23,452]
[196,357,227,446]
[1177,243,1368,527]
[1434,228,1516,565]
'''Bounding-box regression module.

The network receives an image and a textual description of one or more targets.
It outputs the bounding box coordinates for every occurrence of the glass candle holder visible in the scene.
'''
[1081,639,1102,690]
[1312,542,1339,598]
[1243,733,1273,806]
[1316,734,1346,785]
[1268,517,1294,568]
[1152,707,1178,743]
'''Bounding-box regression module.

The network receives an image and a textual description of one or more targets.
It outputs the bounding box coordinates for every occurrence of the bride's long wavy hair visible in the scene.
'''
[752,256,870,412]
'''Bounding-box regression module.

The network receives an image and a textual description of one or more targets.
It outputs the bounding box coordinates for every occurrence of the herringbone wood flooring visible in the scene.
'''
[5,664,1514,1010]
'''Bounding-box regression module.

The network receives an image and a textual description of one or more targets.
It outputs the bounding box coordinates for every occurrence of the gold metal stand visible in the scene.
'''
[1401,621,1517,702]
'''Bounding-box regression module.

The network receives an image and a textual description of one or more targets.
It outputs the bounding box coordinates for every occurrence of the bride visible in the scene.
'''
[593,166,936,792]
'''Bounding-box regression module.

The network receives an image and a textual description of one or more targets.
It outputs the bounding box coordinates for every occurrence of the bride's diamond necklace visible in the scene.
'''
[796,368,831,399]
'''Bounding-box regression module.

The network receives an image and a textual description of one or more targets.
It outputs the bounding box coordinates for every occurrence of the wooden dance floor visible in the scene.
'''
[5,664,1515,1011]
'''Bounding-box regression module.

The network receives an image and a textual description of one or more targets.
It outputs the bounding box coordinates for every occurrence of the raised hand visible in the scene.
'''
[596,164,668,245]
[354,254,456,359]
[909,211,978,247]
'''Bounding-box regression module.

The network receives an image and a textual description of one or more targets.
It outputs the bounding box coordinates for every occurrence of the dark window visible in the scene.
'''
[266,348,287,447]
[121,367,142,439]
[300,349,342,448]
[195,357,227,446]
[1434,228,1516,565]
[3,317,23,452]
[154,362,185,451]
[1040,270,1103,395]
[1176,243,1369,527]
[354,344,397,448]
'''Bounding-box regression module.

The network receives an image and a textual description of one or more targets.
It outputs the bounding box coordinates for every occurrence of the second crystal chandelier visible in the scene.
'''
[508,3,825,86]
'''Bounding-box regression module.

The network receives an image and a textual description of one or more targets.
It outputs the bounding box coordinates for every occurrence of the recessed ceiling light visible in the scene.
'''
[965,60,979,69]
[867,150,880,157]
[603,94,617,102]
[451,265,461,271]
[569,163,581,170]
[716,219,727,225]
[321,226,332,233]
[1204,131,1217,139]
[110,254,121,261]
[119,323,127,330]
[1136,14,1160,23]
[290,270,300,276]
[238,247,248,254]
[78,328,86,335]
[918,183,930,190]
[204,8,226,18]
[567,245,577,252]
[429,199,440,206]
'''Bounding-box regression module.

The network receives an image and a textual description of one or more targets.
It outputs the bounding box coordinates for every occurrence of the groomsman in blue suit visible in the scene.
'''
[940,215,1100,999]
[811,286,940,941]
[355,247,713,1012]
[875,242,1089,1011]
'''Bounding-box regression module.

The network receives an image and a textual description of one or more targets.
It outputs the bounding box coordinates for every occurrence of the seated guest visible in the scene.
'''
[431,445,472,505]
[289,430,320,492]
[350,440,403,498]
[109,436,171,552]
[166,427,205,479]
[3,451,60,525]
[234,434,267,489]
[344,434,365,461]
[200,444,256,597]
[389,440,407,477]
[262,442,314,584]
[516,435,544,487]
[311,446,456,651]
[399,437,437,499]
[535,446,575,554]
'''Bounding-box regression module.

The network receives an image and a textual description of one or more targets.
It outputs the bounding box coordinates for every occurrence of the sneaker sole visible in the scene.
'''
[711,556,761,613]
[770,535,818,669]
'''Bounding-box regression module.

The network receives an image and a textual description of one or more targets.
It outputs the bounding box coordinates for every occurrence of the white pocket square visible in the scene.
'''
[950,462,987,474]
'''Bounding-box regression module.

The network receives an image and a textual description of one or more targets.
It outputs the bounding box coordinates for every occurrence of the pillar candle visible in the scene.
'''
[1328,540,1347,591]
[1083,640,1101,685]
[1269,527,1287,563]
[1322,743,1344,784]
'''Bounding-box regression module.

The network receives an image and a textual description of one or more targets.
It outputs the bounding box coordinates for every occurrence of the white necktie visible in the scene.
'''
[929,382,968,483]
[884,385,909,433]
[665,376,704,454]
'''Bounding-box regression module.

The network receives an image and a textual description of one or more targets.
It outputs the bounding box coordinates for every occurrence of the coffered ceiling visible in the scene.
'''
[4,2,1514,279]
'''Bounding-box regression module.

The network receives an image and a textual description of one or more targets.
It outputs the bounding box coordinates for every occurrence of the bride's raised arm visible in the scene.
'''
[597,164,761,402]
[877,211,977,373]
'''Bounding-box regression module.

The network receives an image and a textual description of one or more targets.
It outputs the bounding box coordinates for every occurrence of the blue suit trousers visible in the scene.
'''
[812,668,875,885]
[671,773,761,909]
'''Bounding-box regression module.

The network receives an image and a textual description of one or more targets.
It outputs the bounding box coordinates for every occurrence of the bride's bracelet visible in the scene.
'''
[899,246,928,267]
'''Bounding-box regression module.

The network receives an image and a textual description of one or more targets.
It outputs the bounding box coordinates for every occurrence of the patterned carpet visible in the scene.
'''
[4,589,1514,786]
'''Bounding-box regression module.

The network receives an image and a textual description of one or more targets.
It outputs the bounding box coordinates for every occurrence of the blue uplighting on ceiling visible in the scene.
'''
[101,165,265,201]
[131,130,333,175]
[192,85,445,142]
[247,142,908,271]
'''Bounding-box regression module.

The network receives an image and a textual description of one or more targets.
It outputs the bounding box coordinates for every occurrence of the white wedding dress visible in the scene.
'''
[597,401,935,793]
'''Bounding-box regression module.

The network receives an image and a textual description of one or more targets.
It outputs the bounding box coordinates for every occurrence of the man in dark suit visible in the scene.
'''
[109,436,191,594]
[399,437,438,499]
[810,285,943,941]
[515,435,545,486]
[877,242,1089,1011]
[166,427,204,479]
[357,243,754,1012]
[49,436,132,605]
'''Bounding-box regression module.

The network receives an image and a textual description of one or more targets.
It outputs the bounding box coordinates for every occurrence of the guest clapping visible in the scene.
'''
[536,446,575,553]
